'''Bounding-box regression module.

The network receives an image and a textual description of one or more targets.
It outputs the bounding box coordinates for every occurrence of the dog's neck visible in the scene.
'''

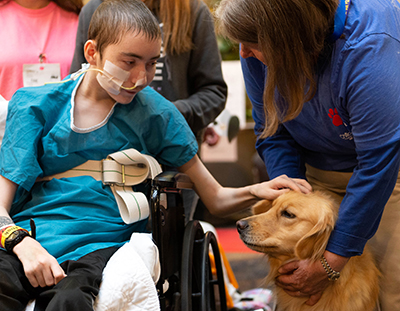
[265,255,298,285]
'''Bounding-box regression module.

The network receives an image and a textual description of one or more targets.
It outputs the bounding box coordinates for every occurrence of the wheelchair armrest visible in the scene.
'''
[153,171,193,190]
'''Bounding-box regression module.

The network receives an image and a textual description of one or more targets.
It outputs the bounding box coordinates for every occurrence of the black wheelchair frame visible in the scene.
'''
[150,171,228,311]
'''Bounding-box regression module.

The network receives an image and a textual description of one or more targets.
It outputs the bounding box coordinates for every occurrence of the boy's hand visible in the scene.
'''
[251,174,312,200]
[13,237,66,287]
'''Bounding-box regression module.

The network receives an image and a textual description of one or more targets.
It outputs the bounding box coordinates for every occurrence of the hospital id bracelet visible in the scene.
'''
[0,225,14,249]
[3,227,31,253]
[1,225,20,249]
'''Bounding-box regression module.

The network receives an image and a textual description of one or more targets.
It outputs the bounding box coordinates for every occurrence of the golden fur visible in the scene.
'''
[237,191,380,311]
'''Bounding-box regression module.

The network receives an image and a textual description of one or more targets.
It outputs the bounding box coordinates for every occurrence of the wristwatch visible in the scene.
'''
[320,255,340,281]
[4,229,31,253]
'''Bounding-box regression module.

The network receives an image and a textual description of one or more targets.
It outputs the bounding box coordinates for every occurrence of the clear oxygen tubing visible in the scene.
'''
[46,61,146,95]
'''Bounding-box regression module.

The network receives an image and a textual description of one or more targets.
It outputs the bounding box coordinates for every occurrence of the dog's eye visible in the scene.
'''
[281,210,296,219]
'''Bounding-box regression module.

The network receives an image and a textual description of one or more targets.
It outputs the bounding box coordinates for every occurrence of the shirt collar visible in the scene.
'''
[328,0,351,42]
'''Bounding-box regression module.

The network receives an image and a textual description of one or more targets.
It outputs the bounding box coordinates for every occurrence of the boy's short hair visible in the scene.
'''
[88,0,161,58]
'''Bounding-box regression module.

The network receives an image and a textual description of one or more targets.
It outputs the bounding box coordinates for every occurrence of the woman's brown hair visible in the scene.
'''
[53,0,83,14]
[215,0,337,138]
[143,0,198,55]
[0,0,83,14]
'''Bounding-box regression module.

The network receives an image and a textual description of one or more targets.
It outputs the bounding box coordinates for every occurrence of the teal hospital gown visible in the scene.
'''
[0,76,198,263]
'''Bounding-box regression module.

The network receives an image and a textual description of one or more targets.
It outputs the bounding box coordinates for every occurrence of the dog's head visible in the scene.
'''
[237,191,337,261]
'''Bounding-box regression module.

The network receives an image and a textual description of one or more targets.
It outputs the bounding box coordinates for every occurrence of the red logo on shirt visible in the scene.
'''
[328,108,343,126]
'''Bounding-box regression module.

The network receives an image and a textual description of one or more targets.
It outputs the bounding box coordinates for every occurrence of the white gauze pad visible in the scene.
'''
[97,60,130,95]
[120,70,146,90]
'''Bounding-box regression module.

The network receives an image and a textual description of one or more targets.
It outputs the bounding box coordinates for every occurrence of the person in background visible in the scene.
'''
[215,0,400,309]
[0,0,82,101]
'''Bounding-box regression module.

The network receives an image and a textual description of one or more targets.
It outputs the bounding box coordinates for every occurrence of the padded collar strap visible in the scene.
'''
[37,149,163,224]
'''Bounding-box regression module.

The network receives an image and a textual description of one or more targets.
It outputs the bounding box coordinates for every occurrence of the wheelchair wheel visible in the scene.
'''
[181,220,227,311]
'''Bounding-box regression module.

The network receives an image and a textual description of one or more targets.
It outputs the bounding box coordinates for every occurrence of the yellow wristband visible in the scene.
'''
[0,225,13,249]
[1,226,27,248]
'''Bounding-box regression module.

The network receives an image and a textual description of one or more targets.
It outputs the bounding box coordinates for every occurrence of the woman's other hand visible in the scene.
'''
[275,251,349,305]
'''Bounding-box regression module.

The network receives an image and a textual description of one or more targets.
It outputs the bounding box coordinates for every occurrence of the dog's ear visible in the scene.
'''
[294,212,335,261]
[252,199,273,215]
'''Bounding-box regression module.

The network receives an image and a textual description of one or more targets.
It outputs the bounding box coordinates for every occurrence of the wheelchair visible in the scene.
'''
[150,171,228,311]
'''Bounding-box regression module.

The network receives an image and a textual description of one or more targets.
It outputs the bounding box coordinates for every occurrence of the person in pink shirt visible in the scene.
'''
[0,0,82,100]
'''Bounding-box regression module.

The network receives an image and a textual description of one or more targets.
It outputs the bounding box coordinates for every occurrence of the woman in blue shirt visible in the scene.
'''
[0,1,309,309]
[216,0,400,309]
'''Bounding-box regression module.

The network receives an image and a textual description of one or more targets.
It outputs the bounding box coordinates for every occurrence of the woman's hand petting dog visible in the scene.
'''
[251,174,312,200]
[276,250,349,306]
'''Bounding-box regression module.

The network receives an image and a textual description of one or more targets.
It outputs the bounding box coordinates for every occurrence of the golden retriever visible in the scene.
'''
[237,191,380,311]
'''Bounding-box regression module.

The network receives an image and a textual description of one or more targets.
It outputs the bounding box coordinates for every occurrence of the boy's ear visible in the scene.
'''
[84,40,98,65]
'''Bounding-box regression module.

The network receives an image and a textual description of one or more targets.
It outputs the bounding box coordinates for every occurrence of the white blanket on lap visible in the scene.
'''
[26,233,161,311]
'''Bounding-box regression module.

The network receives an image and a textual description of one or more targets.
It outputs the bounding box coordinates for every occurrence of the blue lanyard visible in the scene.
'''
[329,0,351,42]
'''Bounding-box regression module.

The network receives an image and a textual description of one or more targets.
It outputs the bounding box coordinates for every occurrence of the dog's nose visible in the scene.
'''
[236,220,249,234]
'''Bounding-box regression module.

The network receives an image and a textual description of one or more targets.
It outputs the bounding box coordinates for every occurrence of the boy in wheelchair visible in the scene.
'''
[0,0,311,310]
